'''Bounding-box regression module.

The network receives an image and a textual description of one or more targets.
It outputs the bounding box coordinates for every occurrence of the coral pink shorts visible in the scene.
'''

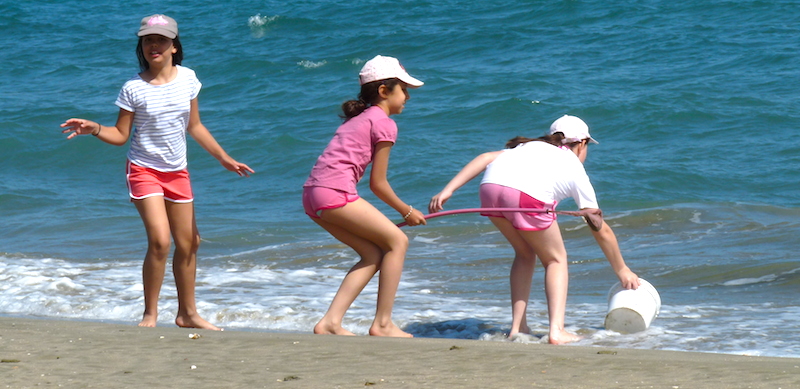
[479,183,557,231]
[302,186,360,218]
[126,161,193,203]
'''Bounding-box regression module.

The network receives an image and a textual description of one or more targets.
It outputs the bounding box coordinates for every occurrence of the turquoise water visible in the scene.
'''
[2,1,800,357]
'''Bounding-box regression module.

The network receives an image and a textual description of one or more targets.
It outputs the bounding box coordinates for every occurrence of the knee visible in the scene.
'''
[387,231,409,252]
[147,236,172,258]
[175,233,201,255]
[359,244,384,263]
[374,230,408,256]
[514,249,537,263]
[192,233,201,250]
[539,254,568,268]
[511,255,536,274]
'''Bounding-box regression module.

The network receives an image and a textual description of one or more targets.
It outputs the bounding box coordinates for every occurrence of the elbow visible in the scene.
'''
[478,152,496,163]
[369,179,389,195]
[369,181,383,193]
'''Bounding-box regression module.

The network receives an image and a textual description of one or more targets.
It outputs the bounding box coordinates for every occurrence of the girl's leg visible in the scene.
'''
[518,221,581,345]
[165,201,220,330]
[134,197,173,327]
[311,217,383,336]
[488,217,537,337]
[317,198,411,337]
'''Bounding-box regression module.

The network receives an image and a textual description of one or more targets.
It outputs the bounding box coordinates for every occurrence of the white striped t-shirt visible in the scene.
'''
[115,65,202,172]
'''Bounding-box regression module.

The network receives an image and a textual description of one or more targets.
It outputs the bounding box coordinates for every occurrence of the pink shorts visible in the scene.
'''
[479,183,556,231]
[126,161,193,203]
[302,186,360,218]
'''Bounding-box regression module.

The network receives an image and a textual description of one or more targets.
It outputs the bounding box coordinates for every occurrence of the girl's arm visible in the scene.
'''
[589,220,640,289]
[428,150,503,213]
[186,98,254,177]
[61,108,135,146]
[370,141,426,226]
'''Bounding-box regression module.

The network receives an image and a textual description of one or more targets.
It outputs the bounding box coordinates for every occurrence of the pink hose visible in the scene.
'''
[396,207,602,230]
[396,208,550,227]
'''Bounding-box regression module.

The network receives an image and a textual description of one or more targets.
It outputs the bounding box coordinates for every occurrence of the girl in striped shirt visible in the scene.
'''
[62,14,253,330]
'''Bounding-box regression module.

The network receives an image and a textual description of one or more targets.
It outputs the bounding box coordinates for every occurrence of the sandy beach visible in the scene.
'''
[1,317,797,388]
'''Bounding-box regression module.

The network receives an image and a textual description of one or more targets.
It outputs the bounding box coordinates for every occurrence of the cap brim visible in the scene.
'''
[399,75,424,88]
[588,136,599,144]
[137,28,177,39]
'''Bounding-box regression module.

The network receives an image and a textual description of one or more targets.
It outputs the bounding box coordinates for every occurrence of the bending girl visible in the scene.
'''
[429,115,639,344]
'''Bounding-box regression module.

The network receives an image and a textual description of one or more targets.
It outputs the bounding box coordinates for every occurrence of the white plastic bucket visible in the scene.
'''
[604,278,661,333]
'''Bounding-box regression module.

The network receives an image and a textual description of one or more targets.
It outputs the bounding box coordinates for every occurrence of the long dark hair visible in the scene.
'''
[340,78,403,121]
[506,133,583,149]
[136,36,184,72]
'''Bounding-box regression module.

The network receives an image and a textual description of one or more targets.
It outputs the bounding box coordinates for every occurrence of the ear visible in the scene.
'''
[377,84,390,99]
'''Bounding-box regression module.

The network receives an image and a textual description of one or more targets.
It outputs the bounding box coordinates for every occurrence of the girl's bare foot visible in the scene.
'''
[138,313,158,327]
[509,324,531,338]
[369,322,413,338]
[548,329,582,345]
[509,332,539,343]
[176,314,221,331]
[314,320,356,336]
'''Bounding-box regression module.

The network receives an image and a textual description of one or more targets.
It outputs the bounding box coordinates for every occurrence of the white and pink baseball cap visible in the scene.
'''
[549,115,599,144]
[359,55,424,88]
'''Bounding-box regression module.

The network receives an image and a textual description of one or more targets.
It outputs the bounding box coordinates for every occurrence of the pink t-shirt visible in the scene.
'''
[304,106,398,193]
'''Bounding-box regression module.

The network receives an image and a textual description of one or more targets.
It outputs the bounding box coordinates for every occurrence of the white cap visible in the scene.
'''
[549,115,599,144]
[359,55,424,88]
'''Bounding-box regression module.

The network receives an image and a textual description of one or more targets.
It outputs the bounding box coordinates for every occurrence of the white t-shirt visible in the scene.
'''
[480,141,599,209]
[115,65,201,172]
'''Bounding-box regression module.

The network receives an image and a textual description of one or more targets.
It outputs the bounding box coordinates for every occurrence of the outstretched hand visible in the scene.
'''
[61,118,99,139]
[219,157,255,177]
[428,190,452,214]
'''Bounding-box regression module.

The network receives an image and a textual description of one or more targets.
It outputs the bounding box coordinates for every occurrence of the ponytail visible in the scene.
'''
[505,133,567,149]
[505,136,536,149]
[340,98,368,120]
[339,78,403,121]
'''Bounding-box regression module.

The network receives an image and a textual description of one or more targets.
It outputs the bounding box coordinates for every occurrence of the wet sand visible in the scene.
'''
[1,317,798,388]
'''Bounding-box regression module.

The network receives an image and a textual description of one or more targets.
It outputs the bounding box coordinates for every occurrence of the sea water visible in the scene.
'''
[2,0,800,358]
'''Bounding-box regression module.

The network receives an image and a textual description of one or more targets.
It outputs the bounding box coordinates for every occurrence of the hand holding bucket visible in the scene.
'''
[604,278,661,333]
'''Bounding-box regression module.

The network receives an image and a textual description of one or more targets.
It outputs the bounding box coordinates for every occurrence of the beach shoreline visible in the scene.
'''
[2,317,798,388]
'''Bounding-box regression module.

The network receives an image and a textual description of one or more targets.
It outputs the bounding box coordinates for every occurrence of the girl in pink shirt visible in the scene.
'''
[303,55,426,337]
